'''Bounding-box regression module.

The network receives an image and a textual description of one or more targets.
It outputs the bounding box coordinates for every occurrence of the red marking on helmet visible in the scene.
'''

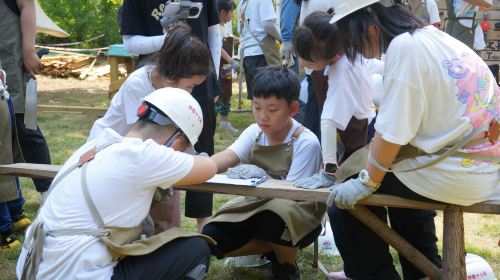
[188,105,202,124]
[137,103,149,117]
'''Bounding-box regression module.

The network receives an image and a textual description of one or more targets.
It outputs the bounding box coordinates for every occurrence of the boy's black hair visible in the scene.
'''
[252,65,300,105]
[334,3,426,63]
[294,11,341,62]
[217,0,236,12]
[156,23,211,81]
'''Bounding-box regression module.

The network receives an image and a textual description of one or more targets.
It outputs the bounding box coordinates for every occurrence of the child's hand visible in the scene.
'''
[227,164,267,179]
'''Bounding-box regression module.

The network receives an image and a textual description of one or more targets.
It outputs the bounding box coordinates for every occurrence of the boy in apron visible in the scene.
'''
[202,66,325,280]
[17,89,218,280]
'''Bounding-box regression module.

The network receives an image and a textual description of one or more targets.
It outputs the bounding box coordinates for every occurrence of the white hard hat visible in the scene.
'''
[140,88,203,145]
[466,253,496,280]
[328,0,396,24]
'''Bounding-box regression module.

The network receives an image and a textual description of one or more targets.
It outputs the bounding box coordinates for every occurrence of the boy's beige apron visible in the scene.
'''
[21,140,215,280]
[212,126,326,245]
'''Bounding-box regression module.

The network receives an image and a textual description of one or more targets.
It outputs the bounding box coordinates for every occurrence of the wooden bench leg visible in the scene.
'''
[312,239,319,268]
[348,206,443,280]
[442,205,466,280]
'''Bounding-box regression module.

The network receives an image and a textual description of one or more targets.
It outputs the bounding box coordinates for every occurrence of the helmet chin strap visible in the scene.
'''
[164,129,182,147]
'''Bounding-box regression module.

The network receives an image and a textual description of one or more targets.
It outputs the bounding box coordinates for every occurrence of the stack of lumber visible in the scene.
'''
[40,56,127,80]
[40,55,95,78]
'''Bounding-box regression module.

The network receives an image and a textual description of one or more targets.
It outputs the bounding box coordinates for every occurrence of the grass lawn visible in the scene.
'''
[0,76,498,279]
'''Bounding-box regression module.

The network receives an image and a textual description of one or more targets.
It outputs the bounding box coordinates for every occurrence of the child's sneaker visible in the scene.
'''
[219,121,239,133]
[1,229,21,251]
[12,211,31,232]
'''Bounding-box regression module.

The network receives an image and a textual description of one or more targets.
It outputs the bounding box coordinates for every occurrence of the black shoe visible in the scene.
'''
[272,262,301,280]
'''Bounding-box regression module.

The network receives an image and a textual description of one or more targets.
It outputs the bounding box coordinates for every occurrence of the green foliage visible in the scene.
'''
[37,0,123,48]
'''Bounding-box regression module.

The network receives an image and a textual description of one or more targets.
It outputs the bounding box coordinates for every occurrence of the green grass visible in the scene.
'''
[1,77,499,279]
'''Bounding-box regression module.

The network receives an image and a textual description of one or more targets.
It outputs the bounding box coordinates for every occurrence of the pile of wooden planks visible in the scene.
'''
[40,55,95,78]
[40,55,127,80]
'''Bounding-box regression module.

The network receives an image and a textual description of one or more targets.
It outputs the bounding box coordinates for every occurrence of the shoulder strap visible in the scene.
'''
[78,139,121,227]
[291,126,304,139]
[81,163,105,227]
[288,125,304,146]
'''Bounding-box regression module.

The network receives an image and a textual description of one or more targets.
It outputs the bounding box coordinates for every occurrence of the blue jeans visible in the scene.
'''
[0,182,24,233]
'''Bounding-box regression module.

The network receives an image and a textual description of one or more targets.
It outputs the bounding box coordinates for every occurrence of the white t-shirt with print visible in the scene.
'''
[17,128,194,279]
[88,66,155,141]
[376,26,500,206]
[228,119,321,180]
[238,0,277,57]
[321,55,376,130]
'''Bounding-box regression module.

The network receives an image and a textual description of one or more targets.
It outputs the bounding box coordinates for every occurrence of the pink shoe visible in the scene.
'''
[327,271,352,280]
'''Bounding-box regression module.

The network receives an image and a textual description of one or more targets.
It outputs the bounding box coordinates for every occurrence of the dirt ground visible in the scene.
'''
[37,75,110,107]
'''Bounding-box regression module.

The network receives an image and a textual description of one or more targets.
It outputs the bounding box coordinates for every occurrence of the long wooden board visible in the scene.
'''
[37,105,107,115]
[1,163,498,214]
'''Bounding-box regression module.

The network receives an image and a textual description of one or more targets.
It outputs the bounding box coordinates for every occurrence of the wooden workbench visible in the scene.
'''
[1,163,498,280]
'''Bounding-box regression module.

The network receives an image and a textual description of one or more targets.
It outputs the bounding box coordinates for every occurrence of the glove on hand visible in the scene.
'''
[227,164,268,179]
[326,178,376,209]
[293,170,336,189]
[229,59,240,71]
[280,41,293,59]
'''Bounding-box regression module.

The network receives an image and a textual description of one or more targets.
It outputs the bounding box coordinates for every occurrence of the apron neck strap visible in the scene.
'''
[288,126,304,146]
[254,125,304,145]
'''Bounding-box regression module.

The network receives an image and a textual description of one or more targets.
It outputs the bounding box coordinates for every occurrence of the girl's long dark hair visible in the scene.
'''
[337,3,426,62]
[155,23,210,81]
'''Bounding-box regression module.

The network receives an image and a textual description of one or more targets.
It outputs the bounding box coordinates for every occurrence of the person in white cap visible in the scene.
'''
[17,88,218,280]
[321,1,500,279]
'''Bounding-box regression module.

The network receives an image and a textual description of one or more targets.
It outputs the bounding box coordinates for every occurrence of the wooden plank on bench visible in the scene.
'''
[1,163,499,214]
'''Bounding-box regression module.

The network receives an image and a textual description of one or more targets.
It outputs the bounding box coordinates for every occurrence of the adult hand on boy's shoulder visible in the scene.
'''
[326,178,375,209]
[293,170,335,189]
[227,164,267,179]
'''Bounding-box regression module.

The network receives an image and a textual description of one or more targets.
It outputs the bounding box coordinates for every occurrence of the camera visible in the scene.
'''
[161,1,204,29]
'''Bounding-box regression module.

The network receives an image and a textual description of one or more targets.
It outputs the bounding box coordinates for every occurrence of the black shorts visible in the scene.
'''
[202,210,322,259]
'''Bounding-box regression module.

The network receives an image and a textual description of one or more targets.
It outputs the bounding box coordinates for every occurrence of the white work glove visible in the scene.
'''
[229,59,240,71]
[293,170,336,189]
[227,164,268,179]
[326,178,376,209]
